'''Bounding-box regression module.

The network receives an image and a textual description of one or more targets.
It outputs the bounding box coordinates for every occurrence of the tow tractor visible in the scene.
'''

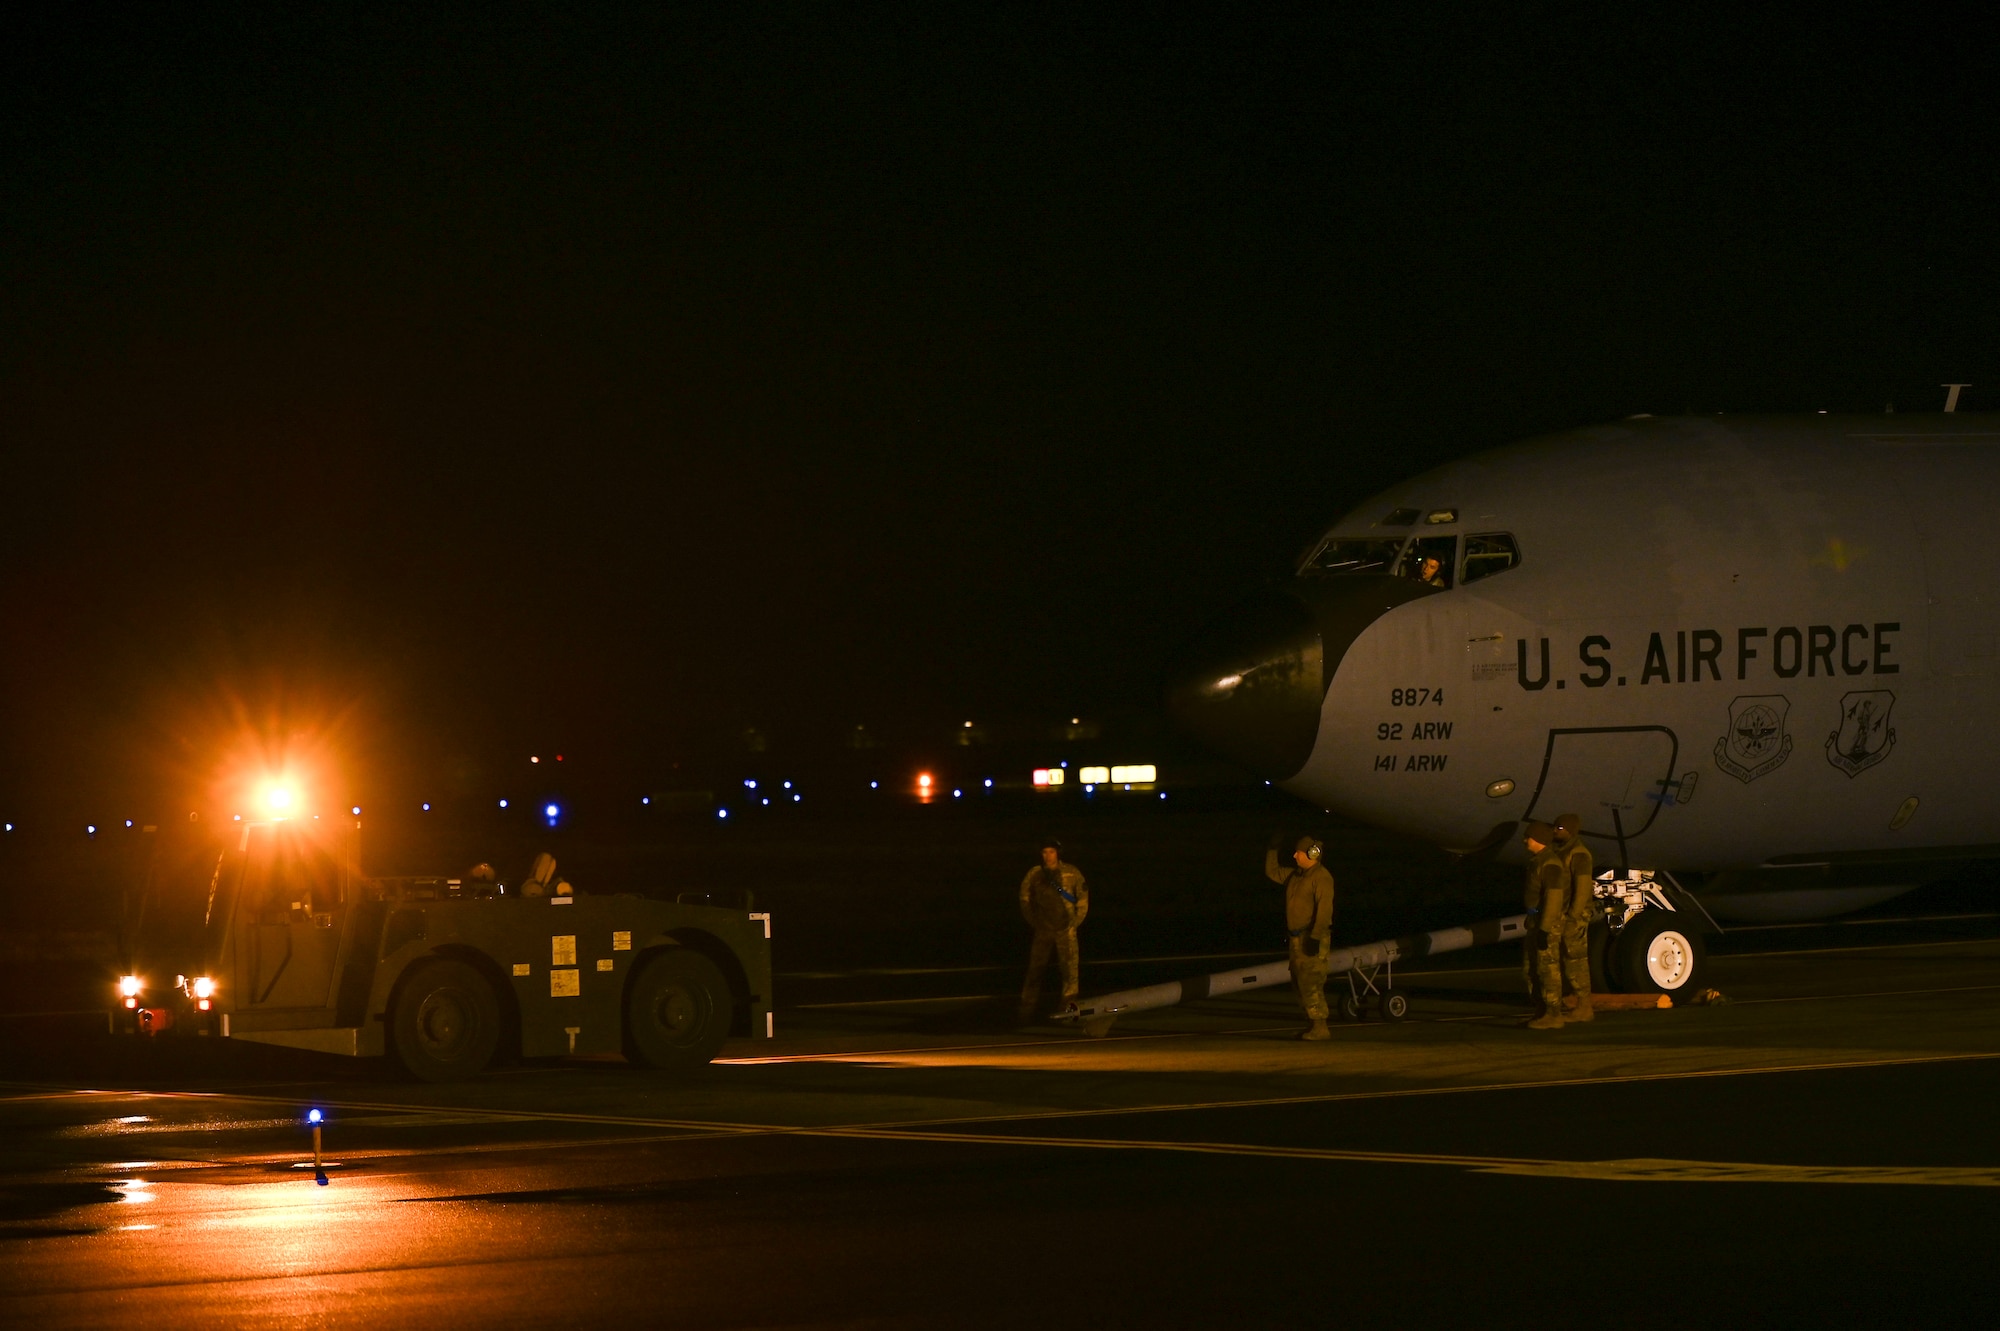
[112,817,772,1081]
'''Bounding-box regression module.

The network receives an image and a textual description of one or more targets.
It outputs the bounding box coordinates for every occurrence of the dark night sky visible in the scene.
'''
[3,6,1997,820]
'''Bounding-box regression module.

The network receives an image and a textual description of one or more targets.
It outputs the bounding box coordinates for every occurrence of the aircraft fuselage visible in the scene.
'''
[1170,415,2000,914]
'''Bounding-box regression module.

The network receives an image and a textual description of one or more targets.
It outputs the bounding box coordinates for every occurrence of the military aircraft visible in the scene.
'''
[1168,410,1999,993]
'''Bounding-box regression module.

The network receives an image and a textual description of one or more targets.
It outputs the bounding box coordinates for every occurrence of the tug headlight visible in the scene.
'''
[119,975,143,998]
[192,976,215,1000]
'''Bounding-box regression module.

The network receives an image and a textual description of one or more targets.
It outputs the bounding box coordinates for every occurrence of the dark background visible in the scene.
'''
[4,5,1997,830]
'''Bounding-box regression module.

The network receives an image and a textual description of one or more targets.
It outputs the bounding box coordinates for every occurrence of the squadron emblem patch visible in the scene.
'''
[1714,694,1794,783]
[1826,690,1897,777]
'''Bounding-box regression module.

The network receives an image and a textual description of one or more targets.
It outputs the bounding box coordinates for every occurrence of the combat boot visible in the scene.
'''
[1298,1019,1331,1041]
[1523,1007,1565,1030]
[1566,993,1594,1022]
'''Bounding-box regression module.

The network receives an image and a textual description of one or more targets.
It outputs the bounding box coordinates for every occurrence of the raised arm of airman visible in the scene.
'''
[1018,838,1087,1023]
[1267,834,1336,1041]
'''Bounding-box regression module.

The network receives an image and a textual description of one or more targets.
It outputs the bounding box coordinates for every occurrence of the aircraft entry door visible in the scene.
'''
[1521,726,1680,843]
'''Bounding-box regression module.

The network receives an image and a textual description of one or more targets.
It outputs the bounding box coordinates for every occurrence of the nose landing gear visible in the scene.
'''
[1593,870,1716,999]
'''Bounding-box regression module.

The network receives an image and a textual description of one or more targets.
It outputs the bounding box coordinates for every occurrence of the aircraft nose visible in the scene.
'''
[1167,577,1438,781]
[1165,592,1325,780]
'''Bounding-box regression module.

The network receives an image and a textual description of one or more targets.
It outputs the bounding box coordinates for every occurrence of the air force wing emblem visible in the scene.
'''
[1826,690,1896,777]
[1713,694,1794,783]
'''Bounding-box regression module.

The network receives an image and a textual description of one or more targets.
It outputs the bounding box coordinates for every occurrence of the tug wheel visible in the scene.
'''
[390,959,501,1082]
[625,949,730,1072]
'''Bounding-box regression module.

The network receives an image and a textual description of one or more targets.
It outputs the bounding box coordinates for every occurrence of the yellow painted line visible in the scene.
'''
[717,1025,1303,1064]
[107,1047,2000,1140]
[51,1119,2000,1190]
[821,1127,2000,1187]
[1475,1157,2000,1186]
[17,1046,2000,1139]
[843,1048,2000,1131]
[1733,982,2000,1007]
[1726,911,2000,933]
[8,1050,2000,1184]
[1724,935,2000,961]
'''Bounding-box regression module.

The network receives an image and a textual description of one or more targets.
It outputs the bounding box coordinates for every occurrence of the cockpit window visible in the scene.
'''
[1461,532,1521,584]
[1397,535,1457,589]
[1301,538,1405,576]
[1380,508,1420,527]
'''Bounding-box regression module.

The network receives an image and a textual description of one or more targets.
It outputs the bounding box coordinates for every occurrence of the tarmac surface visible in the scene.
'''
[4,913,2000,1328]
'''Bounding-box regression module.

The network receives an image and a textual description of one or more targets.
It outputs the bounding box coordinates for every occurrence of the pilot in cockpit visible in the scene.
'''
[1399,534,1456,589]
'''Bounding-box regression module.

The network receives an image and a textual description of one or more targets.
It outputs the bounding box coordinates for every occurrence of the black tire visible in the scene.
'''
[1587,915,1612,992]
[1336,990,1363,1022]
[1379,989,1410,1022]
[1611,911,1708,997]
[390,958,501,1082]
[625,949,731,1072]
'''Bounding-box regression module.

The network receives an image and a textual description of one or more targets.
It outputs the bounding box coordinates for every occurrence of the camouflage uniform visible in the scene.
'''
[1556,832,1596,1014]
[1266,846,1335,1022]
[1019,859,1087,1014]
[1523,845,1569,1017]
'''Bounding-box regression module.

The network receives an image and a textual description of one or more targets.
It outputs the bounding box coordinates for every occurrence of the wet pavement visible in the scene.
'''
[4,918,2000,1326]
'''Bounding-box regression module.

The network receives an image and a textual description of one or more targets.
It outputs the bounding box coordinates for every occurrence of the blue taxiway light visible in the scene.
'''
[351,806,361,816]
[870,781,879,789]
[782,781,792,789]
[422,803,431,811]
[499,799,509,808]
[717,808,729,819]
[544,804,559,818]
[306,1108,324,1125]
[642,797,650,805]
[87,825,96,834]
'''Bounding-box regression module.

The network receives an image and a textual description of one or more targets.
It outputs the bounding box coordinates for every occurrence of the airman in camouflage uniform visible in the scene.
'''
[1552,813,1596,1022]
[1521,821,1569,1029]
[1019,840,1088,1021]
[1266,835,1336,1040]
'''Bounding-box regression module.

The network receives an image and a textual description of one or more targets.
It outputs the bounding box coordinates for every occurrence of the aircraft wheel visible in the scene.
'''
[390,958,501,1082]
[1612,912,1707,998]
[1379,989,1410,1022]
[625,949,731,1072]
[1336,991,1364,1022]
